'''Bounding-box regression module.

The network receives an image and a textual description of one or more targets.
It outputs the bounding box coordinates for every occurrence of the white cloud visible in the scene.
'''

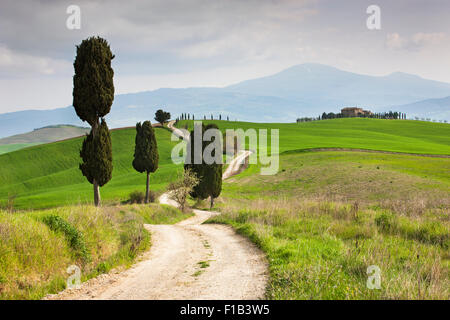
[385,32,447,51]
[385,33,408,50]
[412,32,445,46]
[0,45,71,77]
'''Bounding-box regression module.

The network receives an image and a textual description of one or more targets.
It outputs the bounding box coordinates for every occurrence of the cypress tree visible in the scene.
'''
[184,123,206,199]
[132,121,159,203]
[73,36,114,206]
[79,119,113,206]
[184,123,222,208]
[203,123,222,208]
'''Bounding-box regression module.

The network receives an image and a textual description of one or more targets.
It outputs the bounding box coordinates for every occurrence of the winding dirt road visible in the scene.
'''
[47,121,267,300]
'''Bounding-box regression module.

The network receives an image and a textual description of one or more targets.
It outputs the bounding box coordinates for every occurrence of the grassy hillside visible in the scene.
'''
[0,143,40,155]
[1,117,448,300]
[177,118,450,155]
[0,203,190,299]
[0,125,90,155]
[0,127,182,209]
[210,151,450,299]
[1,118,448,210]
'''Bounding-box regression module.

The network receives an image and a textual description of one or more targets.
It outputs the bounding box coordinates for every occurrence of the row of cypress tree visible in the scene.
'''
[72,37,222,208]
[73,37,114,207]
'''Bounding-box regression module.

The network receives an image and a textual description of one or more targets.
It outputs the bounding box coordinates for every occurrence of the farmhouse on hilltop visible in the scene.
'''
[341,107,373,117]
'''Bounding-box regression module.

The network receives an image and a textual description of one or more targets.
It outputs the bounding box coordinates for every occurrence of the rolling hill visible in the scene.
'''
[177,118,450,155]
[1,118,448,210]
[0,126,182,209]
[0,125,90,155]
[2,63,450,138]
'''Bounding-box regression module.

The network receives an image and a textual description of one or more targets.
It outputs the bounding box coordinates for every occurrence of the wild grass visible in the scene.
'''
[210,150,449,300]
[123,203,193,224]
[224,151,450,213]
[0,203,187,299]
[209,198,449,299]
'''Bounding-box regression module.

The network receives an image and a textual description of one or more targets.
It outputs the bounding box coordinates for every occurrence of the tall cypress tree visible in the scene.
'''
[79,119,113,206]
[203,123,222,208]
[132,121,159,203]
[184,123,206,199]
[184,123,222,208]
[73,36,115,206]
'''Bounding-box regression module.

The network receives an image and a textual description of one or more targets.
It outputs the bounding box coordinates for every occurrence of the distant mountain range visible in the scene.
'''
[1,63,449,138]
[392,96,450,121]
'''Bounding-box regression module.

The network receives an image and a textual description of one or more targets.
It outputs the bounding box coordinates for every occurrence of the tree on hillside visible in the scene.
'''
[73,36,115,206]
[168,168,199,212]
[155,109,171,125]
[132,121,159,203]
[79,120,113,206]
[184,123,222,208]
[203,123,223,208]
[184,123,205,199]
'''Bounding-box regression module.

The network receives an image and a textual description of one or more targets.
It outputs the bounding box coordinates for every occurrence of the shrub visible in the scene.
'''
[129,191,145,204]
[375,212,398,233]
[42,214,89,263]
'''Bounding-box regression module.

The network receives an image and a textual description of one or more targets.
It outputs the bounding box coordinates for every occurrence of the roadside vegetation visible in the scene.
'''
[209,151,449,299]
[0,203,188,299]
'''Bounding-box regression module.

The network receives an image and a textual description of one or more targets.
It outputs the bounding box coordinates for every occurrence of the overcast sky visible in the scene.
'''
[0,0,449,113]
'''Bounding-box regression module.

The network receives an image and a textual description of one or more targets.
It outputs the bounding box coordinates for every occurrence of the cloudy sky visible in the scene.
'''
[0,0,449,113]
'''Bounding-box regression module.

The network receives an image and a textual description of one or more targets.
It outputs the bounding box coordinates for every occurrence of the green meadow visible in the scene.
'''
[0,203,190,299]
[1,117,449,300]
[0,143,40,155]
[210,150,450,299]
[0,127,182,209]
[177,118,450,155]
[1,118,448,210]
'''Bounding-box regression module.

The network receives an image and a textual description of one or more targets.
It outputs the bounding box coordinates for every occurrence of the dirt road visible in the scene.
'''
[47,121,267,300]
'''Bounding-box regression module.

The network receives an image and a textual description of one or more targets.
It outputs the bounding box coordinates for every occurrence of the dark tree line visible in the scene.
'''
[297,110,408,123]
[177,113,230,122]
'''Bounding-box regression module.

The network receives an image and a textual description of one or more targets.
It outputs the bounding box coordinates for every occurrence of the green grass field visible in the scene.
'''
[0,127,183,209]
[210,150,449,299]
[0,143,40,155]
[177,118,450,155]
[1,118,449,209]
[0,203,190,299]
[0,117,449,300]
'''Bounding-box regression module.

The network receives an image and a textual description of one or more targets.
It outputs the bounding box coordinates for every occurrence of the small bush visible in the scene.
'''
[42,214,89,263]
[375,212,398,233]
[129,191,145,204]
